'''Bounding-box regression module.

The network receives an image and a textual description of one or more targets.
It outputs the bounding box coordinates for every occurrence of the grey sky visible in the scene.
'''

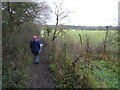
[1,0,119,26]
[47,0,119,26]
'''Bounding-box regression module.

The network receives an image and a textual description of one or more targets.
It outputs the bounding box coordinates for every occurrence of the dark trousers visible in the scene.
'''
[32,52,39,62]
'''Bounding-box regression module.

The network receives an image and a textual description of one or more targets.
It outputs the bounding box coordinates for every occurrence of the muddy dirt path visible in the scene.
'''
[27,47,56,88]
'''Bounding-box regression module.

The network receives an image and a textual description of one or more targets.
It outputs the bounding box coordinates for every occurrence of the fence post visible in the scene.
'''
[86,35,90,54]
[103,26,109,53]
[79,34,82,45]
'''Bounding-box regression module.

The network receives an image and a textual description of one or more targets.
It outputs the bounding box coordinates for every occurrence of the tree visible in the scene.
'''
[52,0,70,41]
[2,1,51,47]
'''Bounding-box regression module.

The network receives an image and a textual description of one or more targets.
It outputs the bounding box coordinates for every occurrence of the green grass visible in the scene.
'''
[91,60,119,88]
[63,29,118,55]
[63,30,117,45]
[64,30,105,42]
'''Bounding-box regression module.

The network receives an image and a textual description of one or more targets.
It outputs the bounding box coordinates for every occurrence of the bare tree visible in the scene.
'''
[52,0,70,41]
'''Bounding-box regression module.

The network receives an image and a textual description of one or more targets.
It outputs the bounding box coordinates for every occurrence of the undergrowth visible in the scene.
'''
[2,45,31,88]
[91,60,119,88]
[44,33,119,88]
[2,23,39,88]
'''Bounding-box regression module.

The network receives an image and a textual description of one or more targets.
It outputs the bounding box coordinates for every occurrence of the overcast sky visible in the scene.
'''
[46,0,119,26]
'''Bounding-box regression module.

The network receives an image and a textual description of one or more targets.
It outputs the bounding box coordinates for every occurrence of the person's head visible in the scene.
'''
[32,35,37,39]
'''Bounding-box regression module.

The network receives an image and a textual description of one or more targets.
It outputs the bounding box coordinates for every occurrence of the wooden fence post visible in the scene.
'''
[79,34,82,45]
[103,26,109,53]
[86,35,90,54]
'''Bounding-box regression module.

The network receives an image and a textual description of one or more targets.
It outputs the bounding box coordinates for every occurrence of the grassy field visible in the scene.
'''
[63,30,117,45]
[63,30,118,57]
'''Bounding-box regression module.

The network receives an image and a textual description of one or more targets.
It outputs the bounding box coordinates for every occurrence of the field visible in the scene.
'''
[63,30,118,57]
[63,30,117,44]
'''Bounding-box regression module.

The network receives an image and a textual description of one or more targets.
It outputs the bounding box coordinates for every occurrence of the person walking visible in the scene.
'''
[30,35,41,64]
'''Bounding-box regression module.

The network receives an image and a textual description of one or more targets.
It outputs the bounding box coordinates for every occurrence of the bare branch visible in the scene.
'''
[52,0,70,41]
[60,14,68,21]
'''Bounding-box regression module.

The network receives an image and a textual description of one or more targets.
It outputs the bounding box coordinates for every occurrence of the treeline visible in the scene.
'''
[44,25,118,30]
